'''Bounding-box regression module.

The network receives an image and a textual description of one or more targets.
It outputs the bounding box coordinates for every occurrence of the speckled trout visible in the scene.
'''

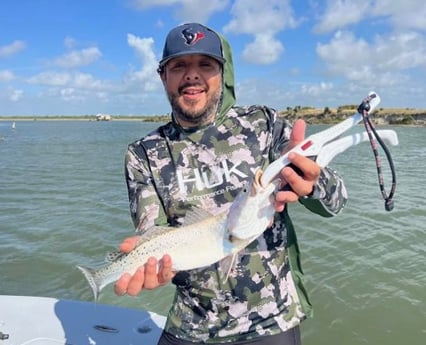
[77,171,278,300]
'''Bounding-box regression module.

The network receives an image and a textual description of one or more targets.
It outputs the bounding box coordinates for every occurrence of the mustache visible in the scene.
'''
[178,82,205,94]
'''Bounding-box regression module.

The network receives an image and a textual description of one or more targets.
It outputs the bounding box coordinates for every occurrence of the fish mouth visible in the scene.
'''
[256,169,280,190]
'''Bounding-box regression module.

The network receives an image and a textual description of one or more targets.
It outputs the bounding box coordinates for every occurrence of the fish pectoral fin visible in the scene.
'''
[219,253,238,284]
[105,250,126,263]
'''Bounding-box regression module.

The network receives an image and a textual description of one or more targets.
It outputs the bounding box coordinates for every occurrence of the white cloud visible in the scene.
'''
[64,36,77,49]
[224,0,297,34]
[8,88,24,102]
[27,71,71,86]
[224,0,297,64]
[311,1,426,106]
[27,71,112,91]
[0,40,26,58]
[316,30,426,86]
[125,34,161,91]
[60,88,81,102]
[37,85,112,106]
[372,0,426,30]
[314,0,426,33]
[313,0,372,34]
[72,73,108,90]
[376,32,426,70]
[301,82,334,97]
[130,0,298,65]
[129,0,180,9]
[127,34,157,64]
[58,87,109,103]
[176,0,228,23]
[0,70,15,82]
[242,34,284,65]
[22,33,163,113]
[49,47,102,68]
[129,0,229,23]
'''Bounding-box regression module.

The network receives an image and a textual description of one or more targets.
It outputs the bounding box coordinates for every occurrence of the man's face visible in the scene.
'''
[160,54,222,127]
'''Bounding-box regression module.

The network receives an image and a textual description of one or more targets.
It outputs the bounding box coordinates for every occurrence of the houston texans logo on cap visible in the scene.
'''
[182,28,205,46]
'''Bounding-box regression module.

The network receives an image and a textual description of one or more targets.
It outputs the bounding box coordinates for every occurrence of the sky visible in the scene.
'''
[1,0,426,116]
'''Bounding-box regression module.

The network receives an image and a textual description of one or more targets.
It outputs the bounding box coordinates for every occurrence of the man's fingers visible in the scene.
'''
[290,119,306,143]
[142,257,160,290]
[114,255,173,297]
[275,188,299,204]
[159,254,174,284]
[114,273,132,296]
[288,152,320,180]
[280,153,319,197]
[126,266,145,296]
[283,119,306,153]
[281,168,311,197]
[119,236,140,253]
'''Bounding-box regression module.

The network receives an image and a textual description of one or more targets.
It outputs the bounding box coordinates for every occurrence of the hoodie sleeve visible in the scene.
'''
[299,167,348,217]
[125,144,169,231]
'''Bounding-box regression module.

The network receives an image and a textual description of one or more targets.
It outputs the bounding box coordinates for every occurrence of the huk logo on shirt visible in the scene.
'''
[177,160,248,193]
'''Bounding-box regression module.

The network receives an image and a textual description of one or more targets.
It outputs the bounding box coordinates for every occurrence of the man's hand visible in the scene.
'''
[274,119,321,212]
[114,236,175,296]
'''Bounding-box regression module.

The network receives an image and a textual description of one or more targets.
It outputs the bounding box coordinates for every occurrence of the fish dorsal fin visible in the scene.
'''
[105,250,126,262]
[182,207,214,226]
[135,214,152,235]
[134,214,174,243]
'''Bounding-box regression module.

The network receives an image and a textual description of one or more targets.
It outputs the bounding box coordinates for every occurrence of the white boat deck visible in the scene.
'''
[0,295,166,345]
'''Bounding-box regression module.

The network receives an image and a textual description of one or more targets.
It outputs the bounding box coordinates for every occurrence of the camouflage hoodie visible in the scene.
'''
[124,31,347,343]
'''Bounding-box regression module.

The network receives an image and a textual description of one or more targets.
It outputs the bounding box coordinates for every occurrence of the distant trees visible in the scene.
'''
[323,106,331,115]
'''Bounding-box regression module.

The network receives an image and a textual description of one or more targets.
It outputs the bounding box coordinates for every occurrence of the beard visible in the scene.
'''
[168,83,222,126]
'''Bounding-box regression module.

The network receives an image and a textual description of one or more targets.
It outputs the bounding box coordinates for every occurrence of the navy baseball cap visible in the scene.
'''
[158,23,226,68]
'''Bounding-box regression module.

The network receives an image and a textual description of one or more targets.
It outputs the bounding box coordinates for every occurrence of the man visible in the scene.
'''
[114,23,347,344]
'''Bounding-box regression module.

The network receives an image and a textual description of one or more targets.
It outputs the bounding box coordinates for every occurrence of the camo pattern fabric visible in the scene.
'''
[125,105,347,343]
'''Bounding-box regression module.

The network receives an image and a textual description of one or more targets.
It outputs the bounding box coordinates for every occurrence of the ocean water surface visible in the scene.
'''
[0,120,424,345]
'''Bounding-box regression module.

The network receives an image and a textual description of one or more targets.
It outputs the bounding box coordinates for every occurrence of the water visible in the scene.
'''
[0,120,424,344]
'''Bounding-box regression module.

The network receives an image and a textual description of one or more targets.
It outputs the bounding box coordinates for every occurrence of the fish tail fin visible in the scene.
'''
[76,265,102,301]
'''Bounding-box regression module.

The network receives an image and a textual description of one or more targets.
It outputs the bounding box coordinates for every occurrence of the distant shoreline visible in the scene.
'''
[279,106,426,126]
[1,107,426,126]
[0,115,167,122]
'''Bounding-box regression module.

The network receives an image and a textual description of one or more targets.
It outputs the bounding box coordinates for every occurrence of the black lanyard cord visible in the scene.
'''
[358,98,397,211]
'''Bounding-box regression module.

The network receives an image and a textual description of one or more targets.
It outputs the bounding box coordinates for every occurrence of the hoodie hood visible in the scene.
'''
[216,32,236,123]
